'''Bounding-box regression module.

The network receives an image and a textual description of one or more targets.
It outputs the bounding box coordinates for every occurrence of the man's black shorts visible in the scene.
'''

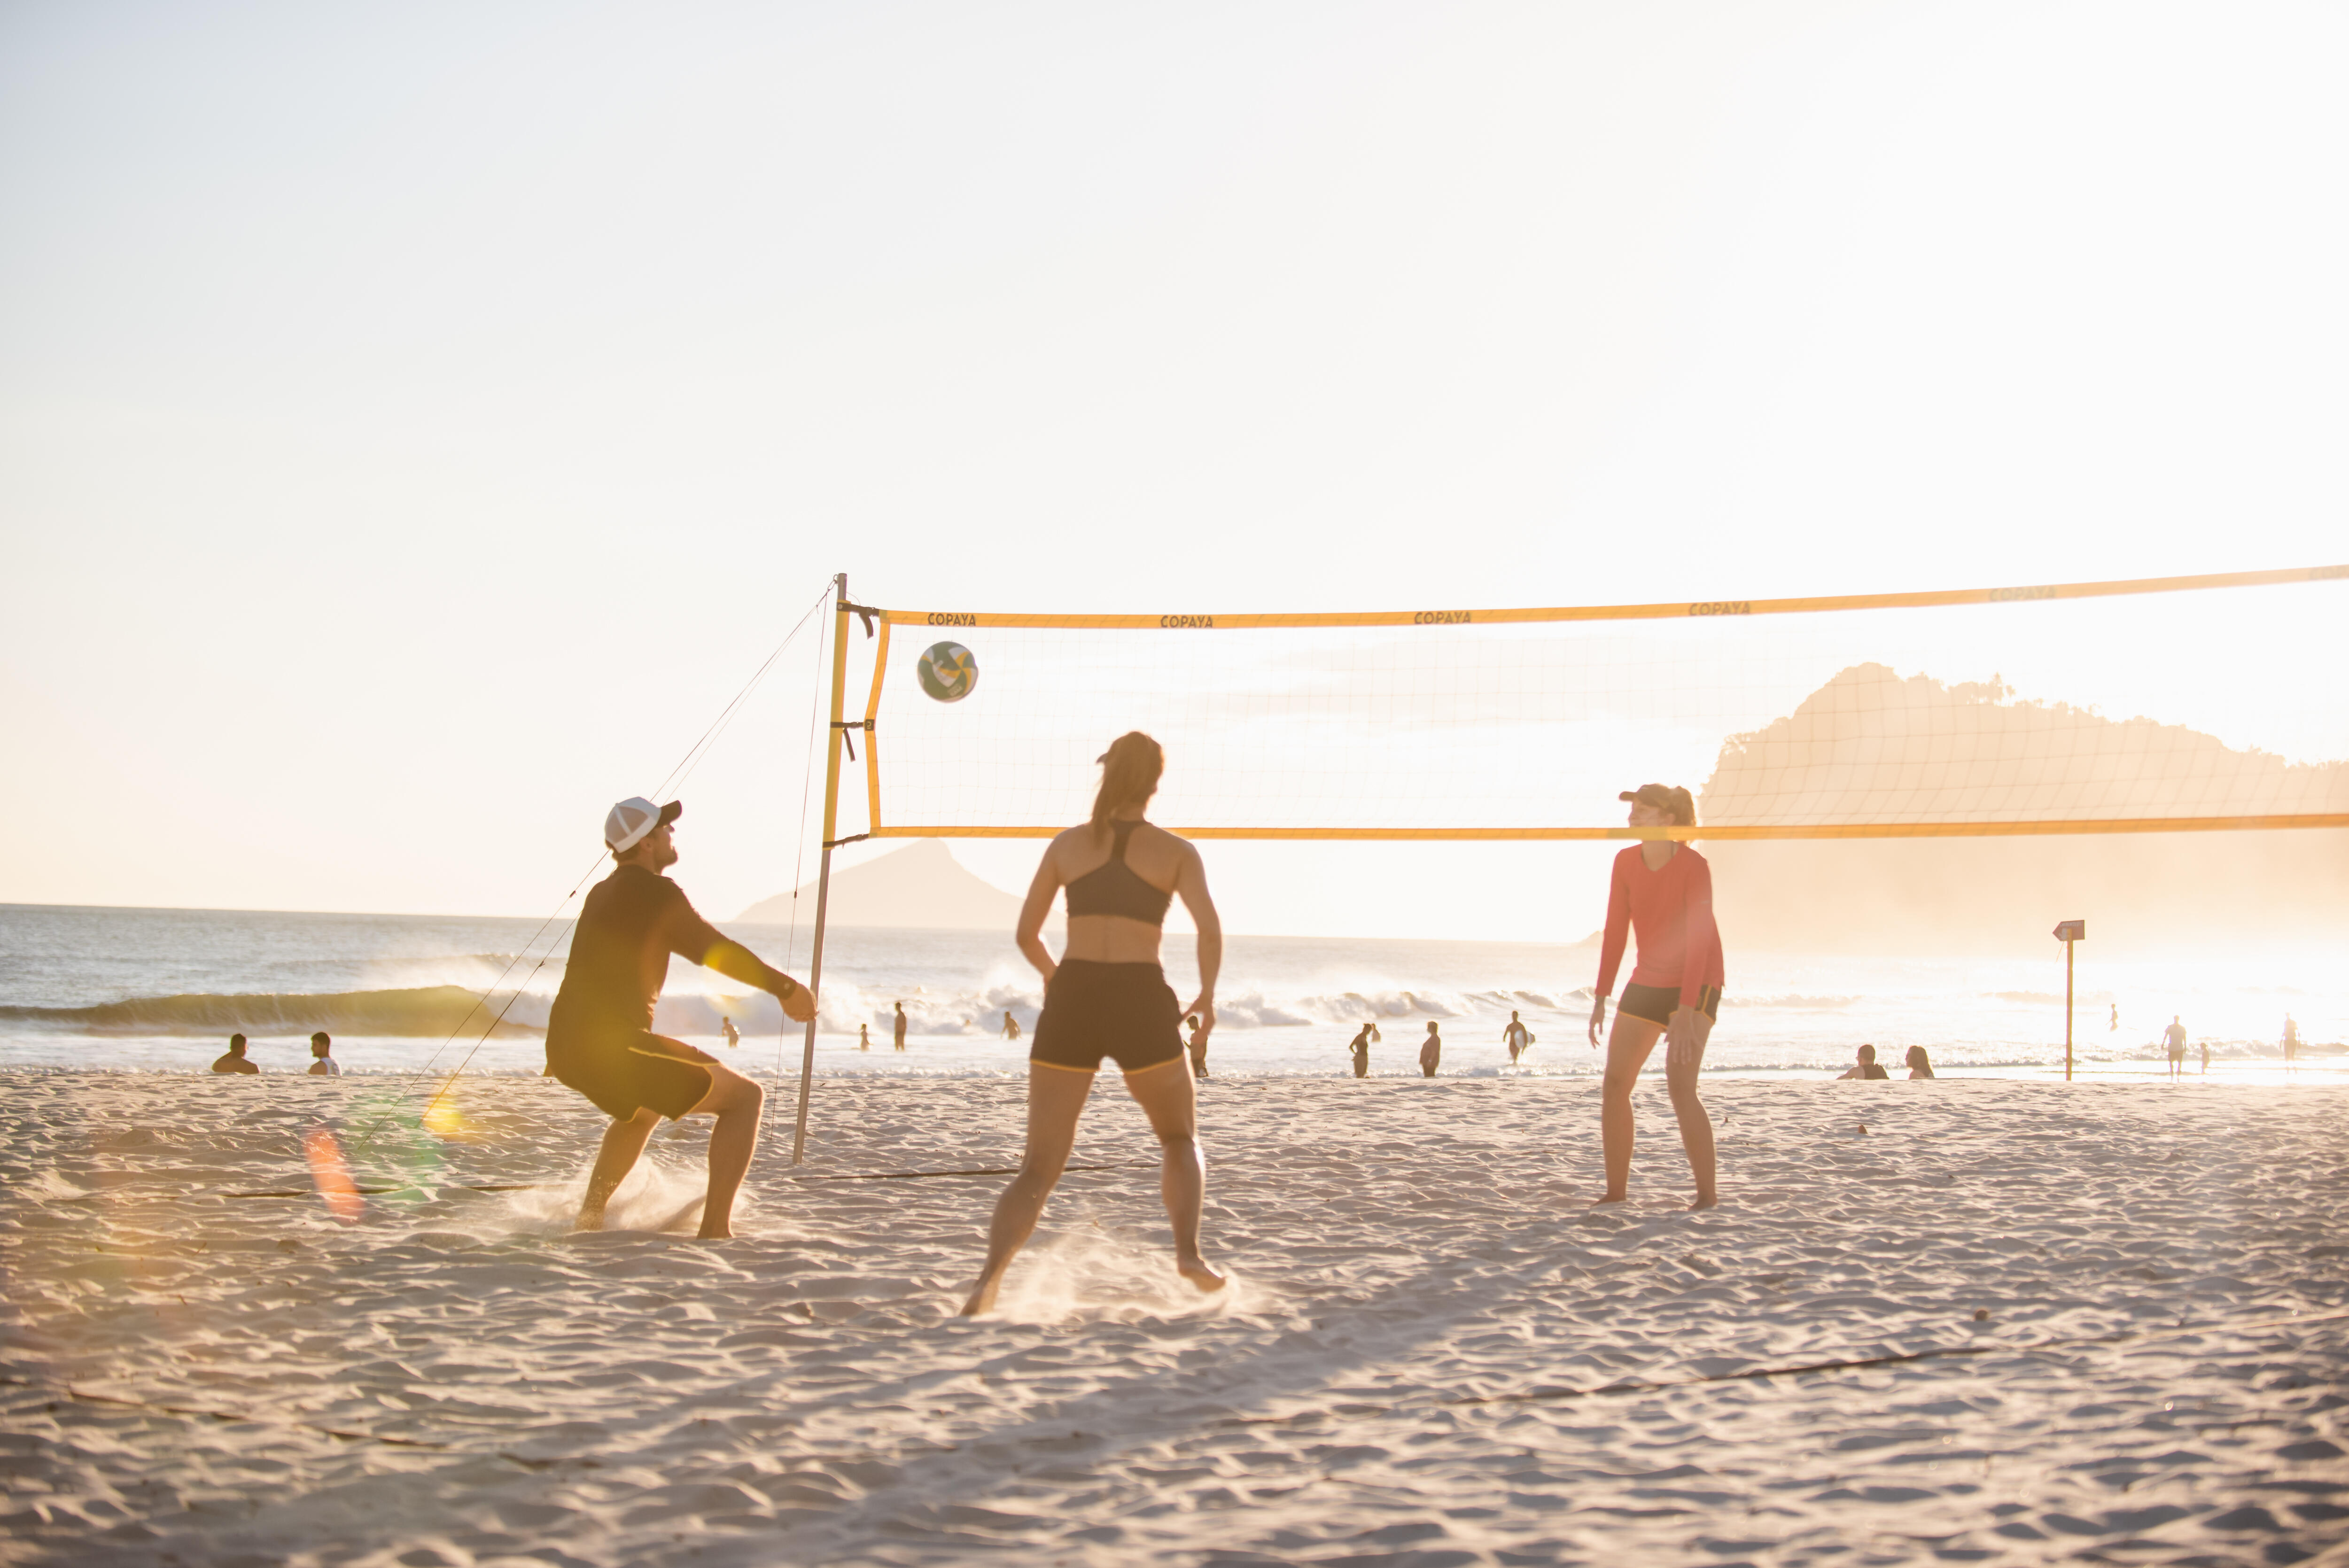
[547,1031,716,1121]
[1030,960,1187,1075]
[1618,983,1723,1027]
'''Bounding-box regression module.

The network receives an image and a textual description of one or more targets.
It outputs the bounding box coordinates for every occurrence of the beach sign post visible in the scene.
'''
[2053,919,2086,1081]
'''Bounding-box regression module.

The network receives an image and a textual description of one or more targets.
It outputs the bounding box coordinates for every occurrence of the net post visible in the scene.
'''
[2064,937,2075,1083]
[792,573,853,1166]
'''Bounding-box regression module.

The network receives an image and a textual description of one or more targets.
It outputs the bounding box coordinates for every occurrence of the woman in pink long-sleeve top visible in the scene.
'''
[1585,783,1724,1209]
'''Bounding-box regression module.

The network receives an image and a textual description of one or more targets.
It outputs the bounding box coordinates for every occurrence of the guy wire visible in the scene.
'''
[763,602,830,1140]
[344,579,836,1164]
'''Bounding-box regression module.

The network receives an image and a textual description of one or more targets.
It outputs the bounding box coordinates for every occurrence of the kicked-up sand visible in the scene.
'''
[1,1068,2344,1567]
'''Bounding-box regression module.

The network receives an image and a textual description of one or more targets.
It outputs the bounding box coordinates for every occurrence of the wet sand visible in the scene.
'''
[1,1070,2344,1566]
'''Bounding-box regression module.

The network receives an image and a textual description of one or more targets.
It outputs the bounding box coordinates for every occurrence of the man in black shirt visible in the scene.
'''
[548,797,814,1240]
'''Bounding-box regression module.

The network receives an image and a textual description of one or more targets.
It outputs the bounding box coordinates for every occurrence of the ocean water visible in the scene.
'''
[1,903,2337,1084]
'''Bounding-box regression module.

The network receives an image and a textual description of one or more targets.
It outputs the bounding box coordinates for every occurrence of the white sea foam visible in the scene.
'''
[0,907,2339,1079]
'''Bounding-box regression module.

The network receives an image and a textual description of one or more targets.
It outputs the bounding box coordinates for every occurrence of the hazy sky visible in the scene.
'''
[4,1,2345,940]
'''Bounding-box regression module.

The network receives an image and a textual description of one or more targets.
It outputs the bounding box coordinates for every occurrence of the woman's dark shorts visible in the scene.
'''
[1031,961,1187,1074]
[546,1031,717,1121]
[1618,983,1723,1027]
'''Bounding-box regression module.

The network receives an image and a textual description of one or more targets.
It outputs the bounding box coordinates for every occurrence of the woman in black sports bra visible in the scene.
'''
[959,731,1227,1315]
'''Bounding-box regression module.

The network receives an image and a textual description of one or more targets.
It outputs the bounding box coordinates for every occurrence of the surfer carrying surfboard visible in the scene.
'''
[547,797,815,1240]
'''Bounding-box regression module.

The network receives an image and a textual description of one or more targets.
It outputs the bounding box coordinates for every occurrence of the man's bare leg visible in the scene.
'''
[1594,1015,1664,1203]
[960,1064,1094,1315]
[1664,1009,1718,1209]
[684,1062,765,1240]
[579,1107,660,1230]
[1122,1055,1224,1294]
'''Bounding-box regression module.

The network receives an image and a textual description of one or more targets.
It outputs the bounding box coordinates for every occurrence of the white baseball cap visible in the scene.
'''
[604,797,682,853]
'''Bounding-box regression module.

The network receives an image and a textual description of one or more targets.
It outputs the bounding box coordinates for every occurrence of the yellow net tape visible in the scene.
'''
[889,563,2347,631]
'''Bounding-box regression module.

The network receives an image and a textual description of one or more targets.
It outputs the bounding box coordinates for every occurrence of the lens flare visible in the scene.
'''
[303,1126,365,1224]
[421,1091,469,1141]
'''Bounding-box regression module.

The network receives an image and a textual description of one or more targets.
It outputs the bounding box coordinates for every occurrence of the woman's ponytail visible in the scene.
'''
[1091,732,1165,840]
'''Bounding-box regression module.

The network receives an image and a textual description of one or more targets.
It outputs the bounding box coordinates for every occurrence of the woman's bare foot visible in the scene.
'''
[1589,1192,1628,1206]
[1687,1191,1718,1211]
[1176,1255,1227,1293]
[959,1267,1007,1317]
[695,1222,734,1240]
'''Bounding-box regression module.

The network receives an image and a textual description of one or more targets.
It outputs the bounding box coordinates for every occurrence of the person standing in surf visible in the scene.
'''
[961,732,1225,1316]
[1502,1010,1532,1064]
[546,798,815,1241]
[1586,783,1725,1210]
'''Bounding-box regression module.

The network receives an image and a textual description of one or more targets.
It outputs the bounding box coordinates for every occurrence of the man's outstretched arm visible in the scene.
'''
[703,940,817,1023]
[661,890,817,1023]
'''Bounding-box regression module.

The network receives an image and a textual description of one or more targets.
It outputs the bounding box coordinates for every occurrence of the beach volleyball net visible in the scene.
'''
[830,566,2349,842]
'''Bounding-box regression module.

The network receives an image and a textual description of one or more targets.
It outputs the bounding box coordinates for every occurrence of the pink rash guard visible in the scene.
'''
[1594,845,1724,1009]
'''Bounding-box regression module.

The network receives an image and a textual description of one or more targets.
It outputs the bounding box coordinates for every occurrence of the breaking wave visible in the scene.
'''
[0,986,545,1038]
[0,977,1600,1042]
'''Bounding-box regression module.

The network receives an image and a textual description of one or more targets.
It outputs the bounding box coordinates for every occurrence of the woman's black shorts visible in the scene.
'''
[1031,960,1187,1074]
[545,1030,717,1121]
[1618,983,1723,1027]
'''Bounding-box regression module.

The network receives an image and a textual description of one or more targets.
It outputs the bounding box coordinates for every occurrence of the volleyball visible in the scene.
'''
[917,641,978,703]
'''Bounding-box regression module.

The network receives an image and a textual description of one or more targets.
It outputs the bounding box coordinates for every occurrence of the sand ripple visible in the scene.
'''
[0,1071,2342,1565]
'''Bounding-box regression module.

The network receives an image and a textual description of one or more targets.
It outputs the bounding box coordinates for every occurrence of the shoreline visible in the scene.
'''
[0,1054,2340,1087]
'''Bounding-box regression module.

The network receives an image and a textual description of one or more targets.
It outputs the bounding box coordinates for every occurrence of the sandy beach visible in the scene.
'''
[3,1069,2344,1565]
